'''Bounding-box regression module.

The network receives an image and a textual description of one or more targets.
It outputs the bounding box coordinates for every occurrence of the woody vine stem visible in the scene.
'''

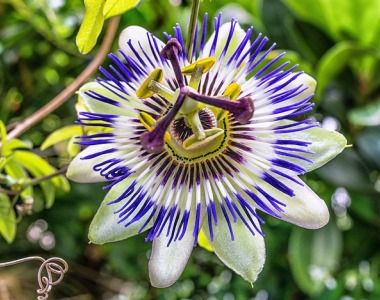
[5,16,120,141]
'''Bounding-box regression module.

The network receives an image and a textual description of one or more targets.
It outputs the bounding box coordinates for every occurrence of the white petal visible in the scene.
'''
[274,73,316,105]
[282,181,329,229]
[118,25,165,63]
[257,176,329,229]
[79,81,133,116]
[202,22,248,61]
[149,234,194,288]
[282,125,347,172]
[67,145,112,183]
[149,205,202,288]
[88,176,154,244]
[202,207,266,283]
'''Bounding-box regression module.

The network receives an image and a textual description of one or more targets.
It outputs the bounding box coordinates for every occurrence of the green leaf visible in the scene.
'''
[0,157,6,170]
[283,0,380,83]
[348,99,380,127]
[316,42,360,98]
[0,193,16,243]
[283,0,380,46]
[76,0,106,54]
[4,159,33,199]
[289,221,342,296]
[41,125,83,151]
[2,138,32,156]
[356,128,380,169]
[12,150,70,192]
[0,120,6,148]
[103,0,140,19]
[40,180,56,209]
[283,0,340,39]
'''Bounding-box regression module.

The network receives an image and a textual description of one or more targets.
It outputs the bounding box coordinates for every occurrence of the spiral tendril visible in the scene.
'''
[0,256,68,300]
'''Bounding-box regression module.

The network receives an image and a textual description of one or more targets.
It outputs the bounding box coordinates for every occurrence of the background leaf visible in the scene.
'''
[288,221,342,295]
[41,125,83,151]
[0,193,16,243]
[103,0,141,19]
[12,150,69,191]
[76,0,106,54]
[348,99,380,127]
[4,159,33,199]
[316,42,367,98]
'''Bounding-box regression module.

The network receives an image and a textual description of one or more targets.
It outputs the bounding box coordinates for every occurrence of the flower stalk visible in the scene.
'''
[186,0,201,62]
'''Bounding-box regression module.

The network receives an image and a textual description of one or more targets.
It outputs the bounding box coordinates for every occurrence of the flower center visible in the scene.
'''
[170,108,217,143]
[138,38,254,154]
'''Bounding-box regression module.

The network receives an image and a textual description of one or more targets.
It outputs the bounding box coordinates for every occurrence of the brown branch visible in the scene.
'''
[6,16,121,141]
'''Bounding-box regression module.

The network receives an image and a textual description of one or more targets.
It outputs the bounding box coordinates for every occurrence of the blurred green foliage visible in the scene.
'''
[0,0,380,299]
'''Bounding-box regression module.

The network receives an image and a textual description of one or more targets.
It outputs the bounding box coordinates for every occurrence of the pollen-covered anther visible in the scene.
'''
[136,68,164,99]
[181,57,216,75]
[223,82,241,100]
[217,82,242,120]
[139,112,171,142]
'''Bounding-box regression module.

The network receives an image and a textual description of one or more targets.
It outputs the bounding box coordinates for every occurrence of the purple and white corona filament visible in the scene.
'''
[67,15,346,288]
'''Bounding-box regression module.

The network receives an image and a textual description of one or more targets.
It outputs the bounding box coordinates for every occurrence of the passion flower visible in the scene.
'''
[67,14,347,288]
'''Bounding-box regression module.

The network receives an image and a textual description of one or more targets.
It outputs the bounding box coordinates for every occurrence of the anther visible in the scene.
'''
[182,57,216,90]
[223,82,241,100]
[181,57,216,75]
[138,112,171,142]
[217,82,242,120]
[136,68,164,99]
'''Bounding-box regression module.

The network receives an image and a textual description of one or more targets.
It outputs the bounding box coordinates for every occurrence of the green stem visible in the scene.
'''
[186,0,201,62]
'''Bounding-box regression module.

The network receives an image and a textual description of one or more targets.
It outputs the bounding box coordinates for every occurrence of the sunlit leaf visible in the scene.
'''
[283,0,380,47]
[2,139,32,156]
[289,221,342,296]
[103,0,140,19]
[348,99,380,127]
[0,120,6,149]
[0,194,16,243]
[0,157,6,170]
[41,125,83,151]
[4,159,33,199]
[76,0,106,54]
